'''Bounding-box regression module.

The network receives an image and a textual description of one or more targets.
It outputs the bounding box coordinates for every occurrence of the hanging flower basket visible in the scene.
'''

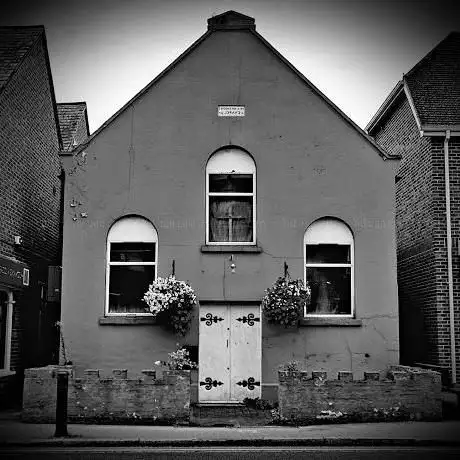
[262,276,311,327]
[143,276,197,335]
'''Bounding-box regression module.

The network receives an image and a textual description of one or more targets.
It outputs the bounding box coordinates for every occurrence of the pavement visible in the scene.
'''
[0,410,460,447]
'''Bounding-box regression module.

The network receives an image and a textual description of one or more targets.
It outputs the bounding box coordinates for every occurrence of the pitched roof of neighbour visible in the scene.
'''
[405,32,460,128]
[57,102,90,151]
[0,26,44,94]
[68,10,396,161]
[0,25,63,149]
[367,32,460,134]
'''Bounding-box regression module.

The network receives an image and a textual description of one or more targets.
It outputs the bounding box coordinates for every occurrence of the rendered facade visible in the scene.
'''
[60,11,400,403]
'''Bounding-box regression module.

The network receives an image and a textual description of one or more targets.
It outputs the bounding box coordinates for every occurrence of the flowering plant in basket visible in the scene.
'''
[262,276,311,327]
[143,276,197,335]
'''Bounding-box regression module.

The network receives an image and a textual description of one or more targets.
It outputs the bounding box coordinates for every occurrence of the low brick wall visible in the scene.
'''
[22,366,190,424]
[22,366,73,421]
[278,365,442,424]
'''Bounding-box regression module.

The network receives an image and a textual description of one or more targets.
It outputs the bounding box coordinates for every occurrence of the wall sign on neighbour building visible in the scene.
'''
[0,255,30,288]
[218,105,245,117]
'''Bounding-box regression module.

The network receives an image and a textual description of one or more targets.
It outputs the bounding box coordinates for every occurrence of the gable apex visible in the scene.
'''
[70,12,394,161]
[208,10,255,31]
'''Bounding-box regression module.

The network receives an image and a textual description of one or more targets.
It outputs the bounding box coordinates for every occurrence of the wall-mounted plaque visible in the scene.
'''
[218,106,245,117]
[0,255,30,288]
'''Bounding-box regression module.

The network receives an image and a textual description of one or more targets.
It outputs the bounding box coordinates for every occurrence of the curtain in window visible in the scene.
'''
[305,267,351,315]
[209,197,253,242]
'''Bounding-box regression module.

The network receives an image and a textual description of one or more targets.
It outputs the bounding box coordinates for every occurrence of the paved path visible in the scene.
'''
[1,417,460,447]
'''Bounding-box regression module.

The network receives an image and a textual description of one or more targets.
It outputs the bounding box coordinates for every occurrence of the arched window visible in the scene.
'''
[304,218,354,317]
[206,148,256,244]
[106,216,158,315]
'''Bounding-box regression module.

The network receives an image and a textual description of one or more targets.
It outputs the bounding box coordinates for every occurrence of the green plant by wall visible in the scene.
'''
[243,397,277,410]
[278,360,302,373]
[154,345,198,370]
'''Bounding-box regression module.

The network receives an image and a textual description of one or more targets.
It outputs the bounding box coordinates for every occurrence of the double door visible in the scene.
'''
[198,304,261,403]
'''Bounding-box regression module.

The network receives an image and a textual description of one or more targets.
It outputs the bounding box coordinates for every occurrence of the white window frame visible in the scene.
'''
[303,218,354,318]
[0,288,14,373]
[105,216,158,316]
[205,148,256,245]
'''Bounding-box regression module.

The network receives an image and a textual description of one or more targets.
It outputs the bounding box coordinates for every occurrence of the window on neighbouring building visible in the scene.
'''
[304,218,354,316]
[206,148,256,244]
[106,216,157,315]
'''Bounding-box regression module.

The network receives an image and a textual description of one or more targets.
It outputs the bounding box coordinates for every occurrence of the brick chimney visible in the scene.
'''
[207,10,256,31]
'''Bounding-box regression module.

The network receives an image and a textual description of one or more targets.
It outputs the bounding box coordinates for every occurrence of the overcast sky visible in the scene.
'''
[2,0,459,132]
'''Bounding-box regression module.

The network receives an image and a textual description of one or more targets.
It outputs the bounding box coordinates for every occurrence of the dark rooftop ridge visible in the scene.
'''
[208,10,255,31]
[57,102,89,151]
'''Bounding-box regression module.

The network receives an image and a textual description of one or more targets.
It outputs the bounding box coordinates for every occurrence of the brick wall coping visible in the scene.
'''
[73,368,190,384]
[24,366,190,382]
[278,365,441,383]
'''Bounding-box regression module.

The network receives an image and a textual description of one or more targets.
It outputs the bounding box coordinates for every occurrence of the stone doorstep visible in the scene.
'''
[448,384,460,394]
[190,404,274,427]
[442,391,459,404]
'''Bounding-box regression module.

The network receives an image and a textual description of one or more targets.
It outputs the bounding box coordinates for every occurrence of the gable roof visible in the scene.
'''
[57,102,90,151]
[68,11,396,161]
[367,32,460,134]
[405,32,460,128]
[0,26,44,94]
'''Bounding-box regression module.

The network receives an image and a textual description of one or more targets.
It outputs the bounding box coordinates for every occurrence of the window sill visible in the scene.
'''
[299,317,362,327]
[0,370,16,378]
[200,245,262,253]
[99,316,156,325]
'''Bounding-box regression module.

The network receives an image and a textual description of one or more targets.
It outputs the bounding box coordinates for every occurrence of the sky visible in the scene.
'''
[1,0,459,132]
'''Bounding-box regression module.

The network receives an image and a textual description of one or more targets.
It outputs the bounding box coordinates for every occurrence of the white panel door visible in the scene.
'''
[199,304,261,403]
[198,306,229,402]
[229,305,262,401]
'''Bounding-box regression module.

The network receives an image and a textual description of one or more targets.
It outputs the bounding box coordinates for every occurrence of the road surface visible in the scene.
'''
[1,446,460,459]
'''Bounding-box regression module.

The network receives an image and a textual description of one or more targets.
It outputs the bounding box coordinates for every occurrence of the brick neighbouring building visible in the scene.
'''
[0,26,88,406]
[366,32,460,386]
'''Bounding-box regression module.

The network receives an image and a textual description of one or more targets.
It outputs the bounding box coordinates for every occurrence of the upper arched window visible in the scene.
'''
[106,216,158,315]
[206,148,256,245]
[304,218,354,317]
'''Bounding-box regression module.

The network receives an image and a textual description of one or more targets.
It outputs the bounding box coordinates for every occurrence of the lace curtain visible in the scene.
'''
[209,198,253,242]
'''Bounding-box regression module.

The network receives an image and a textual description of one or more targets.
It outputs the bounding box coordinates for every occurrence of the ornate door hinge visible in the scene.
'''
[236,313,260,326]
[200,313,224,326]
[236,377,260,390]
[200,377,224,390]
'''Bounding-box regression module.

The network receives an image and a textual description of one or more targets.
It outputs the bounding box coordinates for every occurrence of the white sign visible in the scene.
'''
[218,106,245,117]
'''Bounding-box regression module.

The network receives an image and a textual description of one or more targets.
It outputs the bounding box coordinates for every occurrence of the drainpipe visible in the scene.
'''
[444,129,456,384]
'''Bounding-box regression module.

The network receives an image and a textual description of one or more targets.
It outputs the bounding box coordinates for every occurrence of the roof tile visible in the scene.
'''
[57,103,88,151]
[0,26,43,93]
[405,32,460,127]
